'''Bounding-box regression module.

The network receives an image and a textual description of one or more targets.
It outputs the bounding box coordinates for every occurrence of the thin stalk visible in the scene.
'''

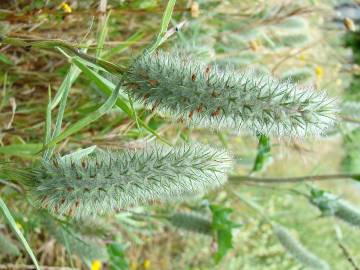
[0,35,125,74]
[229,174,360,184]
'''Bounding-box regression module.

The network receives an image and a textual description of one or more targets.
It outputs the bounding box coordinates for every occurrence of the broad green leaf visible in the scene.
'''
[210,205,240,263]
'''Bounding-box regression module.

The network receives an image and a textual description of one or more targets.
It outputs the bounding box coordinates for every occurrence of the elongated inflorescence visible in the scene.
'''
[273,224,330,270]
[125,51,336,136]
[169,212,212,235]
[32,143,232,218]
[310,190,360,228]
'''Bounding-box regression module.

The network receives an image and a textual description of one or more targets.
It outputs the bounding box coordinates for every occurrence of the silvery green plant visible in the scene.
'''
[31,143,232,218]
[310,188,360,228]
[273,224,330,270]
[169,212,212,235]
[125,51,336,136]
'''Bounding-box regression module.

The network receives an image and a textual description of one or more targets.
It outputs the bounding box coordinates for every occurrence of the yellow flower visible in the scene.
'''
[143,259,151,269]
[91,260,102,270]
[315,66,324,80]
[60,2,72,13]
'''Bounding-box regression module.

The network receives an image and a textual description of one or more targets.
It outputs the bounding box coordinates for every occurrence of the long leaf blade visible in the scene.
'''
[0,198,41,270]
[45,81,121,148]
[146,0,177,54]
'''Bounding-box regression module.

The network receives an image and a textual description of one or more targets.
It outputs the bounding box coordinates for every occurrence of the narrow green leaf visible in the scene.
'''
[0,198,41,270]
[96,11,111,59]
[127,91,142,135]
[44,73,72,159]
[45,81,121,148]
[103,31,144,59]
[0,144,42,156]
[61,228,75,268]
[0,53,14,65]
[51,64,81,110]
[146,0,177,54]
[72,57,131,114]
[159,0,177,37]
[43,85,52,148]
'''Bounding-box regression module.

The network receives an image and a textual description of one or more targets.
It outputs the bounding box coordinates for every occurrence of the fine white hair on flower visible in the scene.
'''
[32,143,232,218]
[125,51,337,137]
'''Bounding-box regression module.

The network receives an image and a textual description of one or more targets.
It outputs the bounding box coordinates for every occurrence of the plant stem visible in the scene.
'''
[341,115,360,124]
[0,35,125,74]
[228,174,360,184]
[338,241,360,270]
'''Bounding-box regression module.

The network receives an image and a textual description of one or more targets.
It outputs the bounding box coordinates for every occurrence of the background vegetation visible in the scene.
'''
[0,0,359,269]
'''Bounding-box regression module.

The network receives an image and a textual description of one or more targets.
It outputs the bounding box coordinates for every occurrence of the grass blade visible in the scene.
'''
[146,0,177,54]
[0,144,42,157]
[43,73,71,159]
[45,80,121,148]
[43,85,52,149]
[103,31,144,59]
[96,11,111,59]
[51,65,81,110]
[0,198,41,270]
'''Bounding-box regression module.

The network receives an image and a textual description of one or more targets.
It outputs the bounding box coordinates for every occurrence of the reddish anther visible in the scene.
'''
[211,107,221,117]
[189,110,194,119]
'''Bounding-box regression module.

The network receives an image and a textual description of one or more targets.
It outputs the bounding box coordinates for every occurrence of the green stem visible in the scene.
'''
[0,35,125,74]
[229,174,360,184]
